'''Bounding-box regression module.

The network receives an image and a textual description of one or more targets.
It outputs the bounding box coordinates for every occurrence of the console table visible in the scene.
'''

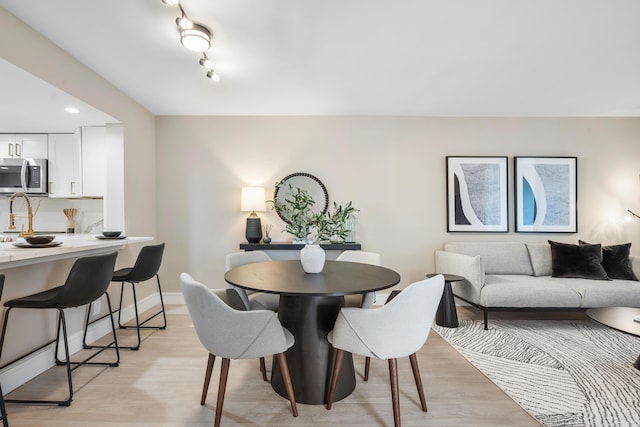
[240,242,361,251]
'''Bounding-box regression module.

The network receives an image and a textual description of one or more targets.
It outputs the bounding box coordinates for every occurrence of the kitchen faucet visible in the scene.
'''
[8,192,35,237]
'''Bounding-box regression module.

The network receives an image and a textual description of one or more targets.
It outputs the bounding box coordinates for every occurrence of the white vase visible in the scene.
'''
[300,244,325,273]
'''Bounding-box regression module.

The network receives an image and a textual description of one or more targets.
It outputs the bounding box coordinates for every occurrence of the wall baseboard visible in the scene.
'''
[0,292,162,394]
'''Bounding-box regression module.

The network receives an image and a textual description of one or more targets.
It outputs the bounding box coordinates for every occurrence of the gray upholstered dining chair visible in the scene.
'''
[326,274,445,427]
[225,251,280,311]
[180,273,298,427]
[336,250,381,308]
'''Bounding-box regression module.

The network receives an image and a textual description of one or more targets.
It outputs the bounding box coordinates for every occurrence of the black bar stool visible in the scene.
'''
[0,275,9,426]
[0,252,120,407]
[111,243,166,350]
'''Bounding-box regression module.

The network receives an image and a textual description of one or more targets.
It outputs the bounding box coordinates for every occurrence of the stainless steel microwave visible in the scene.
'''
[0,158,48,194]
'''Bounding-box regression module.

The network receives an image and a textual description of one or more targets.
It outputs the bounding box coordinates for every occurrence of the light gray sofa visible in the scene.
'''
[434,242,640,329]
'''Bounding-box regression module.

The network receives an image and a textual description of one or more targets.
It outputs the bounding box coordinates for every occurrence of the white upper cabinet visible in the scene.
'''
[81,126,106,198]
[47,127,106,198]
[47,131,82,198]
[0,134,48,158]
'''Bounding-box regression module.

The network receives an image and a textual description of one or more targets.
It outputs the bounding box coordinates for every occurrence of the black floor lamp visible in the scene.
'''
[241,187,266,243]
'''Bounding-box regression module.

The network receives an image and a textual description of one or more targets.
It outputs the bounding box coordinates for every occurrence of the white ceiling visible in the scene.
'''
[1,0,640,128]
[0,58,118,133]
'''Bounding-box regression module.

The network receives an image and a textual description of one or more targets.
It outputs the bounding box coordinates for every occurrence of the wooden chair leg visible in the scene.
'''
[259,357,267,381]
[388,358,400,427]
[326,349,344,410]
[201,353,216,405]
[215,358,230,427]
[364,356,371,381]
[409,353,427,412]
[276,353,298,417]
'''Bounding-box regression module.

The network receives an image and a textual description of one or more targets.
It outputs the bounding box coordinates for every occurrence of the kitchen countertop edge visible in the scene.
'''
[0,234,153,269]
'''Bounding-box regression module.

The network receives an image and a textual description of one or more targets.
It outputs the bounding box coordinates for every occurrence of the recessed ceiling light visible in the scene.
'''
[65,107,80,114]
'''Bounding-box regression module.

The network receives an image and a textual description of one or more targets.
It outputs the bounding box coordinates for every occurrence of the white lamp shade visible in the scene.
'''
[241,187,266,212]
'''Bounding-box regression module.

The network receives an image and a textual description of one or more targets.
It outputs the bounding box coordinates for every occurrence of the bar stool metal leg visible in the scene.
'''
[0,383,8,427]
[116,274,167,350]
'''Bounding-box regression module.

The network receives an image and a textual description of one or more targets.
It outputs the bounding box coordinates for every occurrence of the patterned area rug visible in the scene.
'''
[434,320,640,427]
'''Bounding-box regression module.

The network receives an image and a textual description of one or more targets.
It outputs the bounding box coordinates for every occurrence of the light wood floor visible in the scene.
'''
[2,305,551,426]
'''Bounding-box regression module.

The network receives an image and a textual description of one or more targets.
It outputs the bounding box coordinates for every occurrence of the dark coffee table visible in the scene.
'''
[586,307,640,370]
[427,273,464,328]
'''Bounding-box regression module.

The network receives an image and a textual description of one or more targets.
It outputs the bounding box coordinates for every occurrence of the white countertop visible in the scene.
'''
[0,234,153,269]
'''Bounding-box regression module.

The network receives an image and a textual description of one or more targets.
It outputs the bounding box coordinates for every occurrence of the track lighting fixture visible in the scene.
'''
[200,54,219,82]
[176,15,193,30]
[160,0,219,81]
[180,24,211,52]
[199,55,213,69]
[206,70,220,82]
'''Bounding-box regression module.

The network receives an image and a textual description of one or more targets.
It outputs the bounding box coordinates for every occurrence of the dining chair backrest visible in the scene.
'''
[336,250,381,308]
[180,273,290,359]
[336,250,381,266]
[54,252,119,308]
[331,274,444,360]
[224,251,273,310]
[124,243,165,283]
[224,251,271,272]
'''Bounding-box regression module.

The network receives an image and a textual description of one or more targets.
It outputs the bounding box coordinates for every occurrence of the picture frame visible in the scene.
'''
[446,156,508,232]
[514,156,577,233]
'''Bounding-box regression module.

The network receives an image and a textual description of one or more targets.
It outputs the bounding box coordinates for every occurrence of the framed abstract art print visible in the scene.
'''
[514,156,577,233]
[446,156,508,232]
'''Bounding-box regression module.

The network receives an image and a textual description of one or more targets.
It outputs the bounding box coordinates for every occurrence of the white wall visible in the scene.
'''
[156,116,640,292]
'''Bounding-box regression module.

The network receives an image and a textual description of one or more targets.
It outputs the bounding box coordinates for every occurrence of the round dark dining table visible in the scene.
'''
[224,259,401,405]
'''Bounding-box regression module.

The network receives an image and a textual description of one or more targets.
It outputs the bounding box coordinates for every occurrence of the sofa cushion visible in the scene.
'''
[525,243,552,276]
[579,241,639,281]
[478,275,581,307]
[444,242,533,275]
[548,241,609,280]
[560,278,640,307]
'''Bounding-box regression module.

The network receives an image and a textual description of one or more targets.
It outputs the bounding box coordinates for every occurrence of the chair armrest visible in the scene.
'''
[434,250,485,290]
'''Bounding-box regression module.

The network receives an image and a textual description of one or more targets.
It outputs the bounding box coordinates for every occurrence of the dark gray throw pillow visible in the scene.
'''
[548,240,610,280]
[579,240,638,281]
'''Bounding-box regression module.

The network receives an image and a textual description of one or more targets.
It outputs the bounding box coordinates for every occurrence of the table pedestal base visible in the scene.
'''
[272,295,356,405]
[435,280,459,328]
[635,354,640,370]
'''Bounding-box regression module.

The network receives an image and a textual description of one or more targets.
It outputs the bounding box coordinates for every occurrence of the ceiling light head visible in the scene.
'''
[65,107,80,114]
[206,70,220,82]
[180,23,211,52]
[176,15,193,30]
[161,0,180,5]
[199,55,213,69]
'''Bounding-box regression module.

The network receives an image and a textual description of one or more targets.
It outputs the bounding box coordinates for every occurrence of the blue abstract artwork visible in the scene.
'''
[515,157,576,233]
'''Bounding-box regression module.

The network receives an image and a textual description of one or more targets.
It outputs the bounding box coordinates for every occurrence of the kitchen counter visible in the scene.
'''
[0,234,152,269]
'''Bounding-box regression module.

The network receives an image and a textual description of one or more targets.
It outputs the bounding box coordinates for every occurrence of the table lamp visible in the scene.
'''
[241,187,266,243]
